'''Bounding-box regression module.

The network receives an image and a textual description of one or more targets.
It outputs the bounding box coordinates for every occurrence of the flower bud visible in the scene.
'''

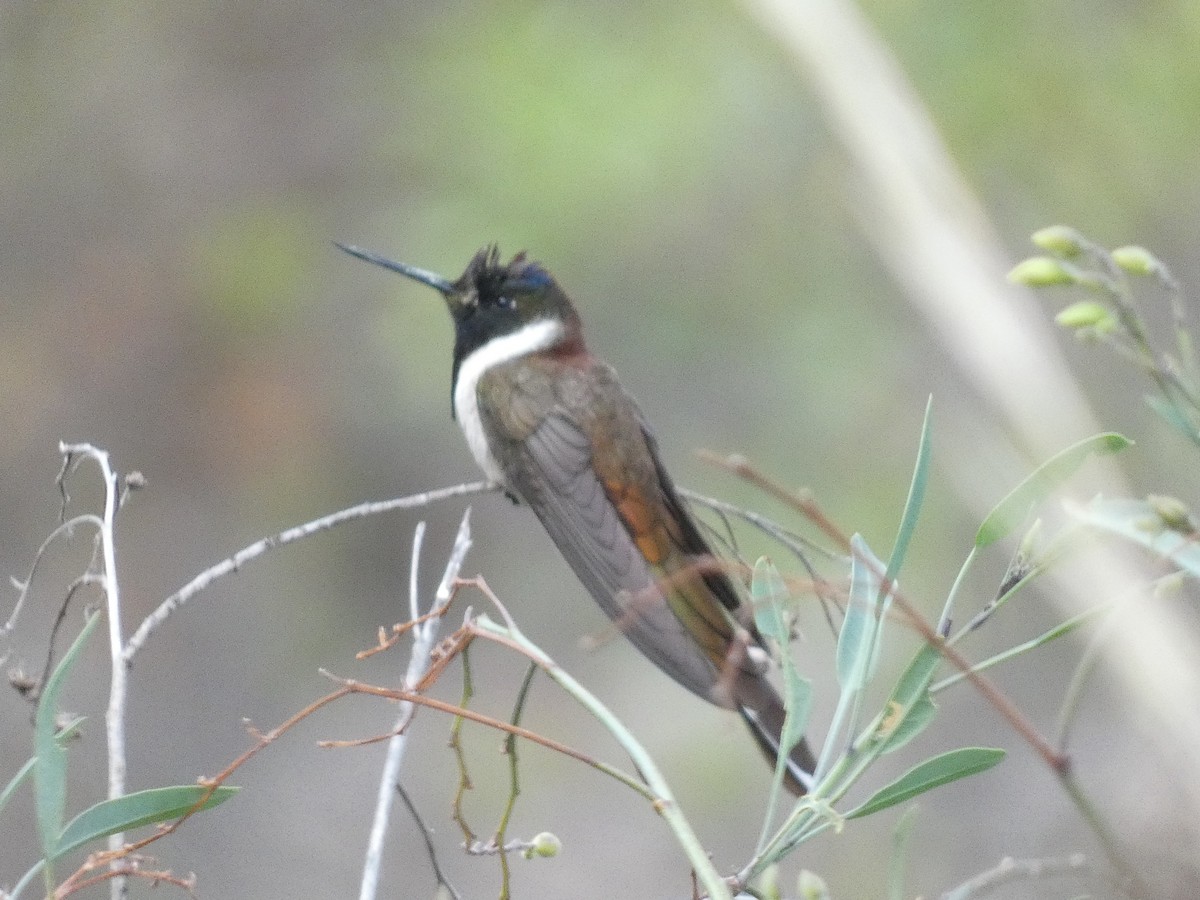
[1111,245,1161,277]
[1031,225,1085,257]
[1054,301,1117,333]
[1008,256,1074,286]
[1148,494,1195,533]
[525,831,561,859]
[797,869,831,900]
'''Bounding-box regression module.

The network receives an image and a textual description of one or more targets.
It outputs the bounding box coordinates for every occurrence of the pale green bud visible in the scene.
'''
[1111,245,1161,277]
[1031,225,1085,257]
[524,832,561,859]
[1054,301,1117,333]
[797,869,831,900]
[1148,494,1195,533]
[1008,256,1074,286]
[754,863,781,900]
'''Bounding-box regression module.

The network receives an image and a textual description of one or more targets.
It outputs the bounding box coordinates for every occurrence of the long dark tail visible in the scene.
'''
[737,678,816,796]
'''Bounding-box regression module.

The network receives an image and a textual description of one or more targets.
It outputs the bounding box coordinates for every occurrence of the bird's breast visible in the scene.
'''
[452,318,565,484]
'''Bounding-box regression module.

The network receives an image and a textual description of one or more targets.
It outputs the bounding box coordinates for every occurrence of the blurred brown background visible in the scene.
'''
[3,1,1199,897]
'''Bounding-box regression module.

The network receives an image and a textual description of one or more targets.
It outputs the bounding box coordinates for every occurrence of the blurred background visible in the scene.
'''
[2,1,1199,897]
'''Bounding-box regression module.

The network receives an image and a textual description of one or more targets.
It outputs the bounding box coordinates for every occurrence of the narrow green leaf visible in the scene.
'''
[35,609,102,859]
[887,643,942,710]
[779,663,813,757]
[751,556,788,646]
[886,397,933,586]
[879,693,938,755]
[847,748,1005,819]
[975,433,1131,547]
[55,785,238,861]
[837,535,882,688]
[1067,495,1200,578]
[750,558,811,743]
[1,720,86,827]
[888,805,920,900]
[861,643,943,755]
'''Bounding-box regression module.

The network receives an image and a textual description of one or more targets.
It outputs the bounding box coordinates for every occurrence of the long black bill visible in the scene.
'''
[334,242,455,294]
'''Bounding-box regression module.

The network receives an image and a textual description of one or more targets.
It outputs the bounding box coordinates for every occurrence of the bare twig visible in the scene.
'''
[939,854,1088,900]
[320,672,617,779]
[457,577,733,900]
[3,516,100,647]
[123,481,495,664]
[696,450,853,552]
[56,861,197,899]
[56,442,130,900]
[359,510,473,900]
[495,662,538,897]
[395,784,463,900]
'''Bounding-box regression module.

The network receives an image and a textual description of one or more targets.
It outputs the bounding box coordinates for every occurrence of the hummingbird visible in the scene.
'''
[338,242,815,793]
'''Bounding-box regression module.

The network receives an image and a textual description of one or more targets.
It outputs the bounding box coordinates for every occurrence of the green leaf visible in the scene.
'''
[751,558,812,796]
[837,536,890,688]
[888,805,920,900]
[55,785,238,861]
[837,536,875,688]
[0,720,85,822]
[886,397,933,587]
[35,609,102,860]
[847,748,1005,819]
[975,433,1131,547]
[751,556,789,646]
[779,663,813,758]
[1067,495,1200,578]
[879,693,938,754]
[887,643,942,711]
[861,643,943,755]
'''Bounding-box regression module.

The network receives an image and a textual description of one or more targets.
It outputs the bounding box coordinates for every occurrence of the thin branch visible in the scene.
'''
[359,510,473,900]
[448,637,477,846]
[395,784,463,900]
[457,578,733,900]
[320,673,624,783]
[696,450,853,552]
[2,514,102,645]
[56,442,130,900]
[679,486,842,567]
[32,576,97,702]
[122,481,494,664]
[56,862,197,899]
[939,854,1088,900]
[495,662,538,897]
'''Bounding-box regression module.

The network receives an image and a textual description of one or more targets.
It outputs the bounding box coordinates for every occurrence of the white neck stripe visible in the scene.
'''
[453,318,564,483]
